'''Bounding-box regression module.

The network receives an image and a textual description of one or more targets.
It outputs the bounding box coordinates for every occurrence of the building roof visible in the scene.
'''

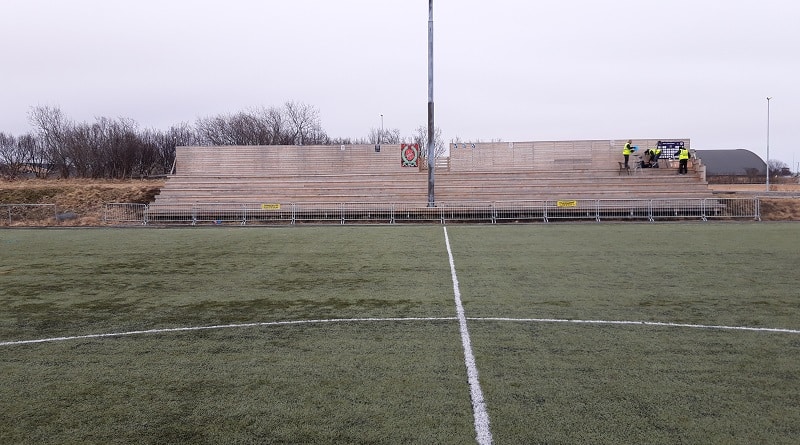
[695,149,766,175]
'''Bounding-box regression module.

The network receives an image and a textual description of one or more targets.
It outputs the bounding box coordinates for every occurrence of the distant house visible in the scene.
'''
[694,149,765,183]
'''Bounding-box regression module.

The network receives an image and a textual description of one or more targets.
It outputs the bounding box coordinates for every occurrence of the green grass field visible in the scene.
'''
[1,224,799,444]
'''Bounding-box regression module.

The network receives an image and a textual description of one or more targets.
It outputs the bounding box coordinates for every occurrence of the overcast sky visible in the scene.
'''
[2,0,798,166]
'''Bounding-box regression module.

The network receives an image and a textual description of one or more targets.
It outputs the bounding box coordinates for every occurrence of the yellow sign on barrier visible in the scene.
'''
[261,203,281,210]
[556,200,577,207]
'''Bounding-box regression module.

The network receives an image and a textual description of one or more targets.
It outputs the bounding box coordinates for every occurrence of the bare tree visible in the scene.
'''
[64,121,100,177]
[28,105,72,178]
[196,102,329,146]
[196,114,235,146]
[412,125,445,158]
[103,117,142,179]
[131,129,164,178]
[261,106,288,144]
[368,127,402,145]
[5,101,345,178]
[159,122,198,174]
[19,134,51,178]
[0,132,27,178]
[196,106,294,146]
[768,159,788,179]
[284,101,327,145]
[328,136,368,145]
[61,116,145,179]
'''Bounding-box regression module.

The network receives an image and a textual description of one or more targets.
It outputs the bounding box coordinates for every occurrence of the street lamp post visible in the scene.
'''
[766,97,772,192]
[379,114,383,145]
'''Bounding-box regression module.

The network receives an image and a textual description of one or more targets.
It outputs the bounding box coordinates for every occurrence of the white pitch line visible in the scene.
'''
[444,227,493,445]
[472,317,800,334]
[0,317,456,347]
[4,316,798,349]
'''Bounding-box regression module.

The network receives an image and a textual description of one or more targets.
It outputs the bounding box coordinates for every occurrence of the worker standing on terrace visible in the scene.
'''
[677,146,690,175]
[622,140,634,169]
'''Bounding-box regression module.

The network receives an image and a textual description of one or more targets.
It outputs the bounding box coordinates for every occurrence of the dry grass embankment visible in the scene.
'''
[0,179,163,226]
[1,179,799,225]
[708,184,800,221]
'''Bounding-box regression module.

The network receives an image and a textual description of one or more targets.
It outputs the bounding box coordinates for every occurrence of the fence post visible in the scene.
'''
[755,197,762,221]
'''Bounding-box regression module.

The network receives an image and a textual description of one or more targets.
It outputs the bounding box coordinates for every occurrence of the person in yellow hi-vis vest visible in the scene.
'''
[622,140,633,169]
[677,146,690,174]
[651,147,662,167]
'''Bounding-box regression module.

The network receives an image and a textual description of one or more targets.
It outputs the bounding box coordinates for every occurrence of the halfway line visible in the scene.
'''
[444,226,493,445]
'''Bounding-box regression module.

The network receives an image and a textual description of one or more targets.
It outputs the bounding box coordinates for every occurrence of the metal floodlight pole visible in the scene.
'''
[380,114,383,144]
[427,0,435,207]
[766,96,771,192]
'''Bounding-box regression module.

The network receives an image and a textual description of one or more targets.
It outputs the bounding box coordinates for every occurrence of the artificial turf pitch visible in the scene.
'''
[1,224,799,444]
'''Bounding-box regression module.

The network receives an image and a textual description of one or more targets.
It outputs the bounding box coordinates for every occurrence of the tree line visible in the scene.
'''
[0,102,445,180]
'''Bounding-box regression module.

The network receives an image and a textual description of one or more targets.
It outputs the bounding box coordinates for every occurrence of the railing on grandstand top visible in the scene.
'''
[104,198,761,226]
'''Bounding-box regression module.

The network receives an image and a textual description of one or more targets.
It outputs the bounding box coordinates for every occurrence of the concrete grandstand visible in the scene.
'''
[151,138,712,207]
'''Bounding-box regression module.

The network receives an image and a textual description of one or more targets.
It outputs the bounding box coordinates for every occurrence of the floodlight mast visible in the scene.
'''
[427,0,435,206]
[766,96,771,192]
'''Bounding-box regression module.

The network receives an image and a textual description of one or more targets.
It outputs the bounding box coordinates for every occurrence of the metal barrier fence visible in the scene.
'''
[103,198,760,225]
[103,203,148,225]
[1,204,58,226]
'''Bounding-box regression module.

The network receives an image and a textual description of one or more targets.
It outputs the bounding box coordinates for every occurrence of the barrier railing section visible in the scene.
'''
[292,203,442,224]
[144,203,293,225]
[102,198,760,225]
[705,198,760,220]
[1,204,58,226]
[492,200,549,223]
[104,203,148,225]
